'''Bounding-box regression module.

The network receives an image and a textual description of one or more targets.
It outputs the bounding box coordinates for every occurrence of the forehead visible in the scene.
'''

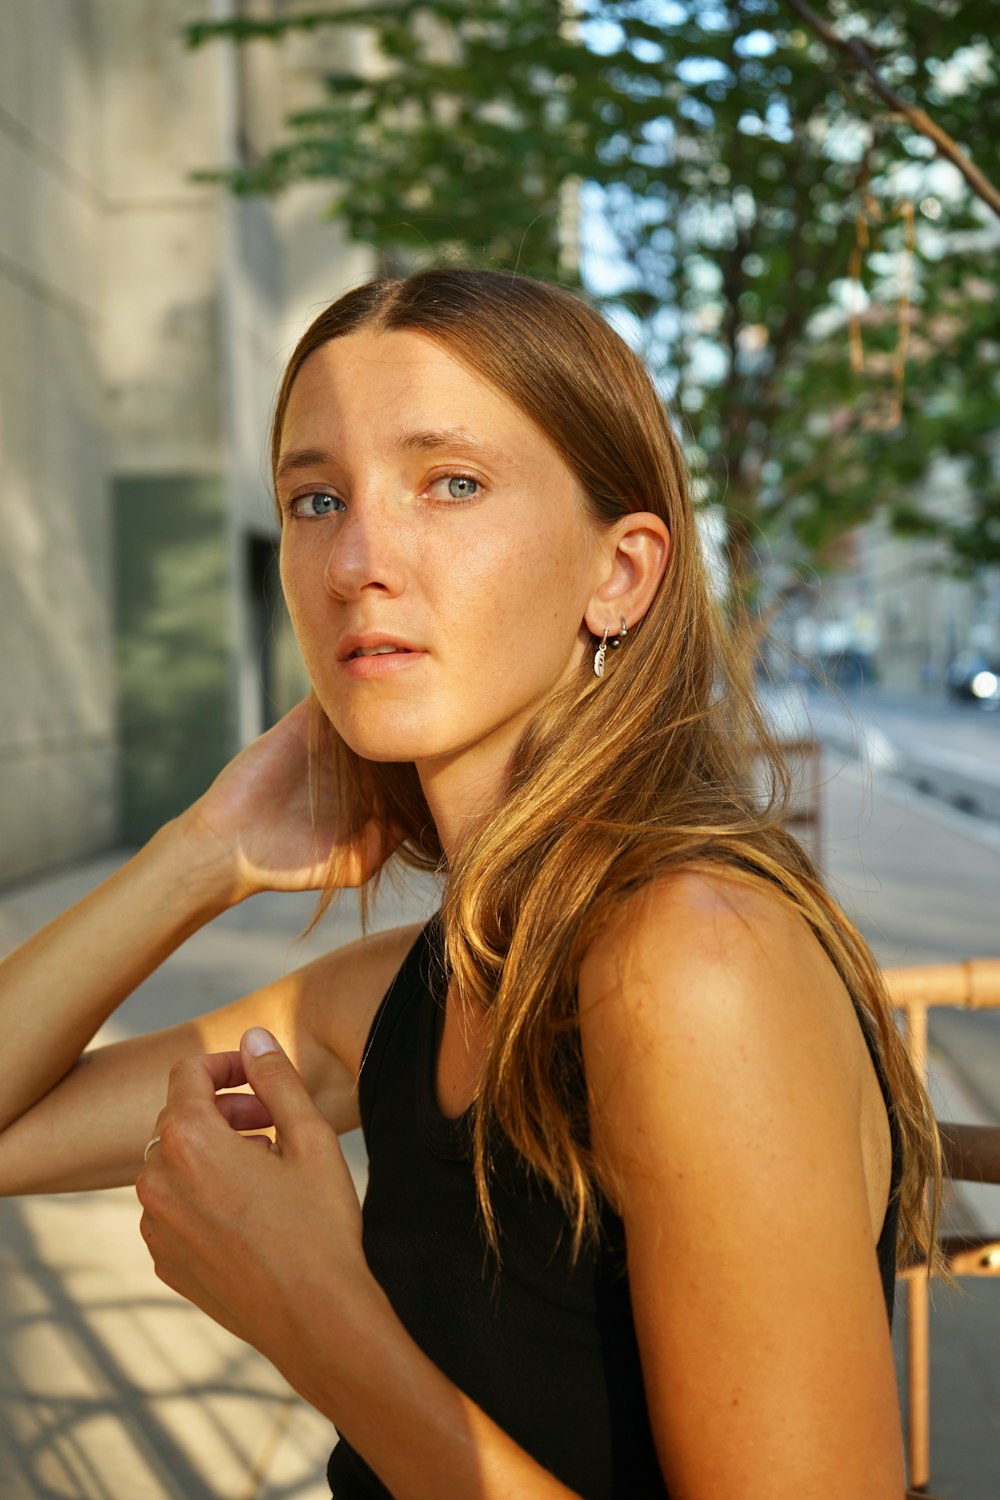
[279,327,558,464]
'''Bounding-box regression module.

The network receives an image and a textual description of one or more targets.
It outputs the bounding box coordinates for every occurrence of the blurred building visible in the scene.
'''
[852,522,1000,695]
[0,1,371,885]
[781,457,1000,695]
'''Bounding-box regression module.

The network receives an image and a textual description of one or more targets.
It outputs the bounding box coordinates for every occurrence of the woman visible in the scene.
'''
[0,270,937,1498]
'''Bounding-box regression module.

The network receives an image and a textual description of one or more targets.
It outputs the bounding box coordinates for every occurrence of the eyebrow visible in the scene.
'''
[274,447,337,482]
[275,428,507,482]
[391,426,505,462]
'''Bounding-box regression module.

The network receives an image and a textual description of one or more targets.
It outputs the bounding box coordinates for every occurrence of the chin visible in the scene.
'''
[324,705,449,765]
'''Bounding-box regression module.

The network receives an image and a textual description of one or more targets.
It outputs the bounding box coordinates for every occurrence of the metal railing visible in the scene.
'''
[885,959,1000,1499]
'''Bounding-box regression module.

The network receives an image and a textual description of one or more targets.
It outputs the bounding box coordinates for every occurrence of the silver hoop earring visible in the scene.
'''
[610,617,628,650]
[594,625,610,678]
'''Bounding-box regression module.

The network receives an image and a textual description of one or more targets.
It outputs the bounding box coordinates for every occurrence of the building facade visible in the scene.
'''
[780,462,1000,695]
[1,1,369,885]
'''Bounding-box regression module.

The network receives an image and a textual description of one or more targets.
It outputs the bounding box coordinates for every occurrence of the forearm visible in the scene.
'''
[0,816,236,1131]
[276,1284,581,1500]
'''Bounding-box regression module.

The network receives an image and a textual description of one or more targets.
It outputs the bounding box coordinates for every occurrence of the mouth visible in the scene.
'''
[348,645,413,660]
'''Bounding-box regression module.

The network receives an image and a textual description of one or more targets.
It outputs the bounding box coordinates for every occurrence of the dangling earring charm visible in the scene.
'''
[610,617,628,650]
[594,625,610,678]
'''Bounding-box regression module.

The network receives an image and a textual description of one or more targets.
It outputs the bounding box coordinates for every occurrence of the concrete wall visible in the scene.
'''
[0,1,368,880]
[0,1,116,882]
[95,1,241,844]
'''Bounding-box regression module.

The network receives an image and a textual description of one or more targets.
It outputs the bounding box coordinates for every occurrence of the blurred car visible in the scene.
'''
[946,650,1000,706]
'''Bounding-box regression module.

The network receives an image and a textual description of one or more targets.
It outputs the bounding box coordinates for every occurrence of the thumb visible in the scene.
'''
[240,1028,320,1148]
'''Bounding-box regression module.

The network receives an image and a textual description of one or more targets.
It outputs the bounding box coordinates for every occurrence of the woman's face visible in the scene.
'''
[277,327,607,776]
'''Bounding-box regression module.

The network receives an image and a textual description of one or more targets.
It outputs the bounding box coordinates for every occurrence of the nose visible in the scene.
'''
[323,494,407,602]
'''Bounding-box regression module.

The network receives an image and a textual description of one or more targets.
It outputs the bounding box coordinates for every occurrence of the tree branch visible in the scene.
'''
[784,0,1000,219]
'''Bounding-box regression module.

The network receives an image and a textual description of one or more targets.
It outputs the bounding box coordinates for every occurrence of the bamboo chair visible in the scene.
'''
[884,958,1000,1499]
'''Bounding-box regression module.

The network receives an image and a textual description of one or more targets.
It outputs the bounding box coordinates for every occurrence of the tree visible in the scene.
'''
[188,2,1000,600]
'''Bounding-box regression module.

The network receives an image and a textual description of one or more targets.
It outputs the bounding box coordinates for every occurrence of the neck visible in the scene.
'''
[416,727,521,864]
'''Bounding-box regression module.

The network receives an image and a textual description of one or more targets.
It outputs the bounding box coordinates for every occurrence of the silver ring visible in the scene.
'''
[143,1135,161,1162]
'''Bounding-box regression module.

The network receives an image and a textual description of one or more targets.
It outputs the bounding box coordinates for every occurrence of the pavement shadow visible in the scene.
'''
[0,1191,330,1500]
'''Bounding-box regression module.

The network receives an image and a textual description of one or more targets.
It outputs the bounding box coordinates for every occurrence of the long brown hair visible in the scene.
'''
[272,268,941,1270]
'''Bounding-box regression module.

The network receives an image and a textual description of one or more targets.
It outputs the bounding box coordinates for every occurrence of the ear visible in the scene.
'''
[583,512,671,639]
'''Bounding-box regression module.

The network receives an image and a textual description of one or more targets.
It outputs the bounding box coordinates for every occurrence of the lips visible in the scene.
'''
[350,644,412,659]
[338,632,420,662]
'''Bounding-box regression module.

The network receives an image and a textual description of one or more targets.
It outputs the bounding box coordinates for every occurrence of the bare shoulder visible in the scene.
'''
[580,865,832,1018]
[578,865,871,1195]
[576,868,903,1495]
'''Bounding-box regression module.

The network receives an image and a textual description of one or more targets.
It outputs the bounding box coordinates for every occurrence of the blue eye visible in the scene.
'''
[446,476,478,500]
[290,492,344,518]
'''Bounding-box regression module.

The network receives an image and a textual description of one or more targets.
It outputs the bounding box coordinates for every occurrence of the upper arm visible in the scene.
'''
[0,921,421,1196]
[578,871,904,1500]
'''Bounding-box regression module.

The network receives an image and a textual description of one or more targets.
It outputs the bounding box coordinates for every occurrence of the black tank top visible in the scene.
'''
[327,916,902,1499]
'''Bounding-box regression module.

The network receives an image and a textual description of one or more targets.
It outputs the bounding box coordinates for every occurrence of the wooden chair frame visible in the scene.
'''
[776,736,823,866]
[885,958,1000,1499]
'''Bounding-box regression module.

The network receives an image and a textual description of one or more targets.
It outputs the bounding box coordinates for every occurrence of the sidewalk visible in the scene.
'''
[0,756,998,1498]
[824,753,1000,1499]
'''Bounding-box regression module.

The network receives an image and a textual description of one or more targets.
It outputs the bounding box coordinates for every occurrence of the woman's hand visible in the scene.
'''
[136,1029,375,1360]
[136,1032,585,1500]
[175,695,402,903]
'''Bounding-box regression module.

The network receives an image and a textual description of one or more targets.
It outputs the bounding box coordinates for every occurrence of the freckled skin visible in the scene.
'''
[276,330,605,804]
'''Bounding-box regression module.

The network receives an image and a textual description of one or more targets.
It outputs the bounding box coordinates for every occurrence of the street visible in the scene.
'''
[799,687,1000,1117]
[807,685,1000,823]
[833,688,1000,765]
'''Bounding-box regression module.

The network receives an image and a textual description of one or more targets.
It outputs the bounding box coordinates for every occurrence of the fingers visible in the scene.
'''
[141,1032,320,1185]
[239,1028,327,1151]
[214,1091,274,1133]
[145,1044,283,1162]
[166,1050,246,1107]
[139,1052,248,1180]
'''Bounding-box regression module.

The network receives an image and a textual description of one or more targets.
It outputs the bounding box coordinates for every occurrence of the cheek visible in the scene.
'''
[453,523,592,636]
[447,544,593,709]
[278,550,318,644]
